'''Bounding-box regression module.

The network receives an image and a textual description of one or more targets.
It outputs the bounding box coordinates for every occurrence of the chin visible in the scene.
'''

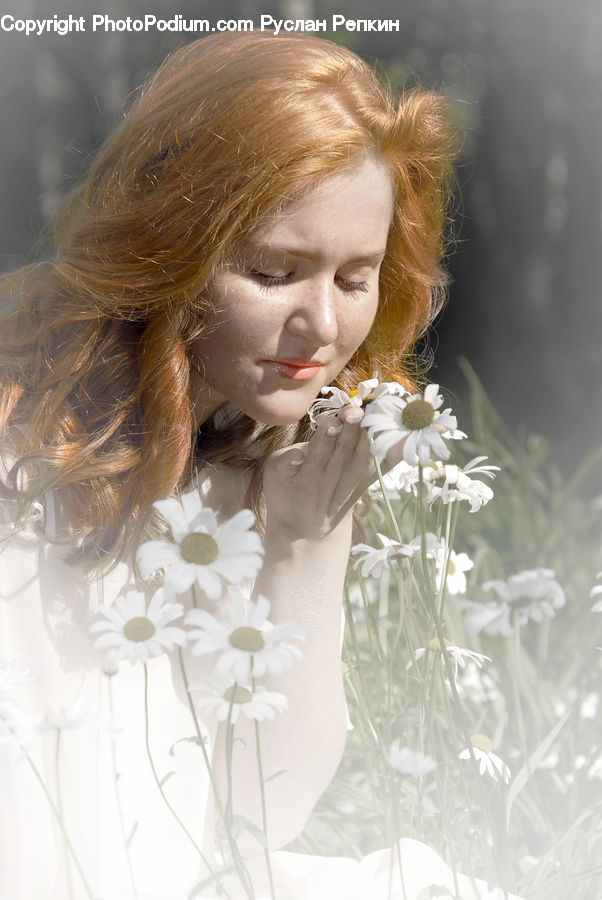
[253,411,307,427]
[244,401,310,427]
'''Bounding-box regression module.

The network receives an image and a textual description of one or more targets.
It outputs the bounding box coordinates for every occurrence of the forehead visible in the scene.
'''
[249,157,394,258]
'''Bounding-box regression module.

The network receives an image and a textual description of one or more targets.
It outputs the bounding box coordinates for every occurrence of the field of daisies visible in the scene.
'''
[293,362,602,900]
[2,362,601,899]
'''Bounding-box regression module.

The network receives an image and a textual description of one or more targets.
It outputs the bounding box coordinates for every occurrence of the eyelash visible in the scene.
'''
[250,271,369,293]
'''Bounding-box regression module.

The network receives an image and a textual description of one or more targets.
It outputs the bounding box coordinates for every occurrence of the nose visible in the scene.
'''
[285,278,339,346]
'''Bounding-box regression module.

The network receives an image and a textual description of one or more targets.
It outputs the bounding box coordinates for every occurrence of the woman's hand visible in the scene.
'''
[262,406,370,541]
[262,405,402,542]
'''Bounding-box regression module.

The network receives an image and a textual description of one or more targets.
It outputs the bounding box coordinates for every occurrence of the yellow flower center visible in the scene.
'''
[401,399,435,430]
[123,616,156,642]
[229,626,265,652]
[427,636,452,652]
[348,389,358,398]
[180,532,219,565]
[470,733,493,754]
[430,472,447,488]
[223,685,253,705]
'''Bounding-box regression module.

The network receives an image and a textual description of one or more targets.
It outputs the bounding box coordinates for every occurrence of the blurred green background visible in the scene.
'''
[1,0,601,479]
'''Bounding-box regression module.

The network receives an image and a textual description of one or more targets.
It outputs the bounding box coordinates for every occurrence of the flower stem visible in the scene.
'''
[107,678,140,898]
[252,677,276,900]
[175,650,253,899]
[142,664,209,862]
[512,625,530,765]
[418,465,508,894]
[54,729,76,900]
[24,752,96,900]
[373,449,404,543]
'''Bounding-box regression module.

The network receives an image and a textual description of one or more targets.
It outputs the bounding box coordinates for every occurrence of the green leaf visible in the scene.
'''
[230,813,267,848]
[169,735,206,756]
[264,768,287,784]
[506,710,571,830]
[187,864,236,899]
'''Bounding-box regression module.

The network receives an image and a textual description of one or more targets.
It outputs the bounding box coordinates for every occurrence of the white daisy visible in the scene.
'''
[406,636,491,678]
[459,733,511,784]
[90,588,187,664]
[370,457,498,513]
[457,568,566,636]
[402,532,441,558]
[361,383,461,465]
[351,532,437,578]
[307,378,406,429]
[193,679,288,723]
[42,700,113,732]
[368,459,419,499]
[351,536,399,578]
[435,546,474,595]
[137,490,264,600]
[388,741,437,777]
[185,591,308,684]
[0,709,38,751]
[421,457,499,512]
[455,662,499,704]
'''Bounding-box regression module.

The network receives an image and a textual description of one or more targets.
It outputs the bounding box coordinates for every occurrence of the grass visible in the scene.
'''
[291,360,602,900]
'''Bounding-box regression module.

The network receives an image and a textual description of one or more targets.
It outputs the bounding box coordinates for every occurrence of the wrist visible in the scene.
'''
[262,509,353,558]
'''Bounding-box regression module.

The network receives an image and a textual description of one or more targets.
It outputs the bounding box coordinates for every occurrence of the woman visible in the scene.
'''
[1,31,516,900]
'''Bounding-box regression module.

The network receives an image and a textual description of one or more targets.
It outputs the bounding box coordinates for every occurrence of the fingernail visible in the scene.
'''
[345,409,364,424]
[327,424,344,436]
[289,455,304,466]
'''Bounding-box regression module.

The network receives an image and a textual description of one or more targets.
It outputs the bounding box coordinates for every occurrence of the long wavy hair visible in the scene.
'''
[0,31,456,565]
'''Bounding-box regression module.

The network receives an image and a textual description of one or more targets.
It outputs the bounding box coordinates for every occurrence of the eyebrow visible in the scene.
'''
[244,244,386,265]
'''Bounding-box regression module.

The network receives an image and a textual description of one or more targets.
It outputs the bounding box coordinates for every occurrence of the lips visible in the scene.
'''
[261,358,325,381]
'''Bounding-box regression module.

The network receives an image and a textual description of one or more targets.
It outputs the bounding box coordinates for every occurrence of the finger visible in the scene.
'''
[297,414,345,477]
[323,416,365,470]
[265,443,308,478]
[328,426,403,527]
[338,405,364,426]
[322,414,377,516]
[326,438,375,518]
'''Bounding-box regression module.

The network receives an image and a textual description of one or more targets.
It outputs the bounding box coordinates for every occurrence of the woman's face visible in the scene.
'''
[190,156,394,426]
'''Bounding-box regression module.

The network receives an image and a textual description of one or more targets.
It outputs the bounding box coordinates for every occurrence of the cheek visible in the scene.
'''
[344,296,379,350]
[199,304,260,360]
[210,291,272,352]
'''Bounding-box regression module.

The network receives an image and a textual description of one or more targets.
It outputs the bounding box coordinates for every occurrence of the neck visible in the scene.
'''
[189,366,226,431]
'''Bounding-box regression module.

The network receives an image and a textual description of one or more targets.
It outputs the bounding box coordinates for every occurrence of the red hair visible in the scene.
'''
[0,32,456,562]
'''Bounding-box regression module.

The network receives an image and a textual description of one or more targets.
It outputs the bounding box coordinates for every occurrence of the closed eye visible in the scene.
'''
[337,277,369,293]
[251,270,369,293]
[250,270,293,288]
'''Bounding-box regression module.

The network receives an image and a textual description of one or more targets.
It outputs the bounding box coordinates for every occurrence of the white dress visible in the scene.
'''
[0,513,523,900]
